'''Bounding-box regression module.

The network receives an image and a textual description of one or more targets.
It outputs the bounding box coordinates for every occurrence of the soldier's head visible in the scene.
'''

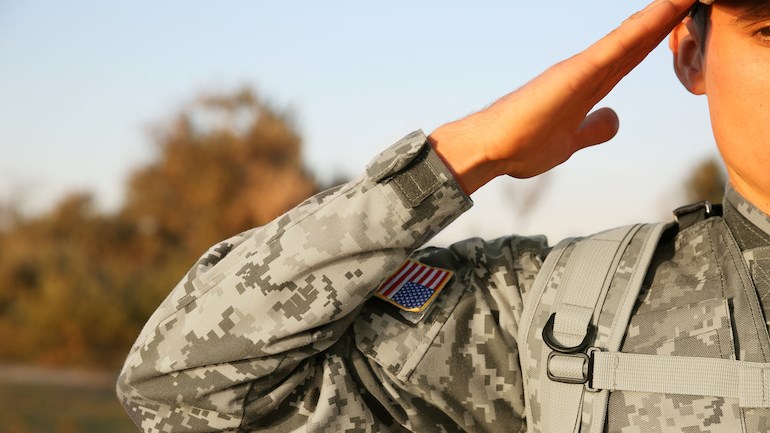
[670,0,770,209]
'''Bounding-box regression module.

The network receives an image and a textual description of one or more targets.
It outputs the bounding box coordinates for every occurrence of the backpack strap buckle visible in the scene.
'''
[544,312,602,392]
[546,348,600,392]
[542,312,595,354]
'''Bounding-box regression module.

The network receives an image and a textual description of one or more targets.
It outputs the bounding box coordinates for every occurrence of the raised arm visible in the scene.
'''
[430,0,697,194]
[117,131,475,432]
[117,1,697,431]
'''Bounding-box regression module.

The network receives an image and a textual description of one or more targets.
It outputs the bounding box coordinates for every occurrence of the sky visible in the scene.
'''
[0,1,720,245]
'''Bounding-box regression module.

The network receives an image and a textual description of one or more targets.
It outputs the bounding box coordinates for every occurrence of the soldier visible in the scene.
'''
[117,0,770,431]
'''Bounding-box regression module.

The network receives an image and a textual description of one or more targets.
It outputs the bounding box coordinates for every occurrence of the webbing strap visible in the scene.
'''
[592,351,770,408]
[588,222,671,433]
[544,225,638,433]
[551,227,637,348]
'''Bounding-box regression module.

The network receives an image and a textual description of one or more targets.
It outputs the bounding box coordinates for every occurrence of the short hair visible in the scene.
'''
[690,3,711,46]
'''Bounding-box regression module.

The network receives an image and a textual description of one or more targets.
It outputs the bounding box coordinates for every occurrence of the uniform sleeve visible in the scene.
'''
[116,130,474,432]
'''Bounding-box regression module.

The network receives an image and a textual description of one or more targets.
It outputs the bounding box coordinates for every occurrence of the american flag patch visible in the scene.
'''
[374,260,453,312]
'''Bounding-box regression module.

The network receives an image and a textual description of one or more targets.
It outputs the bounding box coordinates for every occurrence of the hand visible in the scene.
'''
[429,0,698,195]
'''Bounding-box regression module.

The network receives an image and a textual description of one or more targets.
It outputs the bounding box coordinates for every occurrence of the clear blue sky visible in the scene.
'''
[0,1,718,243]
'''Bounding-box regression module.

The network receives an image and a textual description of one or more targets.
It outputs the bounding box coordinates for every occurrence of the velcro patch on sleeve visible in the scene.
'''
[375,260,453,313]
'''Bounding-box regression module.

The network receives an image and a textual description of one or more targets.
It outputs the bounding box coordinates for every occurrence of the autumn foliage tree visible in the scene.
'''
[0,88,321,368]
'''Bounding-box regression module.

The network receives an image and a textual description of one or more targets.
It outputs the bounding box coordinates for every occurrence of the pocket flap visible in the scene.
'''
[624,297,735,359]
[354,275,465,381]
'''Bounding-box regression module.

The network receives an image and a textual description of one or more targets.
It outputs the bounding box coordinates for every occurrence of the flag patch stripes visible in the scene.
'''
[374,260,453,312]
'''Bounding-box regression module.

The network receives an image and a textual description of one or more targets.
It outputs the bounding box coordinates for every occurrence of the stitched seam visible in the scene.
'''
[715,330,723,359]
[593,225,642,350]
[238,381,256,431]
[754,261,770,303]
[705,223,727,306]
[609,224,652,347]
[734,213,770,247]
[718,222,770,360]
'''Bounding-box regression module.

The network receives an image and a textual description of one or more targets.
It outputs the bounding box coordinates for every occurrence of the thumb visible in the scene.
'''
[573,107,620,151]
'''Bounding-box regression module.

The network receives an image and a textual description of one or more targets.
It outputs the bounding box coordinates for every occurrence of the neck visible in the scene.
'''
[728,172,770,217]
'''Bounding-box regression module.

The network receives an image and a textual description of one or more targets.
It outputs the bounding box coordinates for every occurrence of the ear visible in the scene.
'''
[669,18,706,95]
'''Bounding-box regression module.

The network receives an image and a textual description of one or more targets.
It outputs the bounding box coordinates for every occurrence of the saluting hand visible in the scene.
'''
[429,0,698,195]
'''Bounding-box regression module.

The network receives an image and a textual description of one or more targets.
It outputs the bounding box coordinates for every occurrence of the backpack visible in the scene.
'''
[518,203,770,433]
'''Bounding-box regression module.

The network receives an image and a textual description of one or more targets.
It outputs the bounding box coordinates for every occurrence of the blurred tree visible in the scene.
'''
[124,88,316,255]
[0,88,330,368]
[683,157,727,205]
[0,193,137,366]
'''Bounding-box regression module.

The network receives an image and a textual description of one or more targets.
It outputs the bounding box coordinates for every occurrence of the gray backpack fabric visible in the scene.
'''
[518,221,770,433]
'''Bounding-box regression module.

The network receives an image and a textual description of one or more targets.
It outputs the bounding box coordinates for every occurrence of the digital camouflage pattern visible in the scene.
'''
[119,132,770,432]
[725,184,770,332]
[520,223,662,433]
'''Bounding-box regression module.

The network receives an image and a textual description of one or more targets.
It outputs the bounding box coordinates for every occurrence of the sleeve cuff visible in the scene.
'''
[367,130,472,208]
[365,130,473,244]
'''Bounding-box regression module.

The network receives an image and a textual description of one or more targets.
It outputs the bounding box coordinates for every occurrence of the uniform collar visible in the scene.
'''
[723,183,770,250]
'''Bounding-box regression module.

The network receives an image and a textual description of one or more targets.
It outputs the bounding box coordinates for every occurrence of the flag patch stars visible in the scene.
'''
[375,260,453,312]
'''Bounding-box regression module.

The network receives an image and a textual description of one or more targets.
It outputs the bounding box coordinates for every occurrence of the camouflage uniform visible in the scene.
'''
[117,131,770,432]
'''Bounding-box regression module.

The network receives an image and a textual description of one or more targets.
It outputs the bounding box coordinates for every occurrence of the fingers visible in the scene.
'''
[585,0,697,73]
[543,0,698,124]
[573,107,620,150]
[456,1,697,187]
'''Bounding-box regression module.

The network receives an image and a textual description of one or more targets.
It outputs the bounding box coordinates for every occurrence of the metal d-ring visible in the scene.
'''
[542,312,595,354]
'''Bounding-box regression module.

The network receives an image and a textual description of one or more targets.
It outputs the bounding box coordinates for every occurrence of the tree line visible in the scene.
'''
[0,89,326,368]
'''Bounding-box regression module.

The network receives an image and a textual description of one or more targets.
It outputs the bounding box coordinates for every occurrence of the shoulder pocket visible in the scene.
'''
[353,272,466,382]
[624,297,736,359]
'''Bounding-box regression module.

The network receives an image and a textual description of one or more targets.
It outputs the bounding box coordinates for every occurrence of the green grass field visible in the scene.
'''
[0,383,136,433]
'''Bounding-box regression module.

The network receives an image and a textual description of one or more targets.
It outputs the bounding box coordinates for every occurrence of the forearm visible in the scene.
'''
[116,130,472,432]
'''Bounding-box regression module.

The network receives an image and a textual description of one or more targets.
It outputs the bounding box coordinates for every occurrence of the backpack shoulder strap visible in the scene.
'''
[518,222,672,433]
[591,351,770,408]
